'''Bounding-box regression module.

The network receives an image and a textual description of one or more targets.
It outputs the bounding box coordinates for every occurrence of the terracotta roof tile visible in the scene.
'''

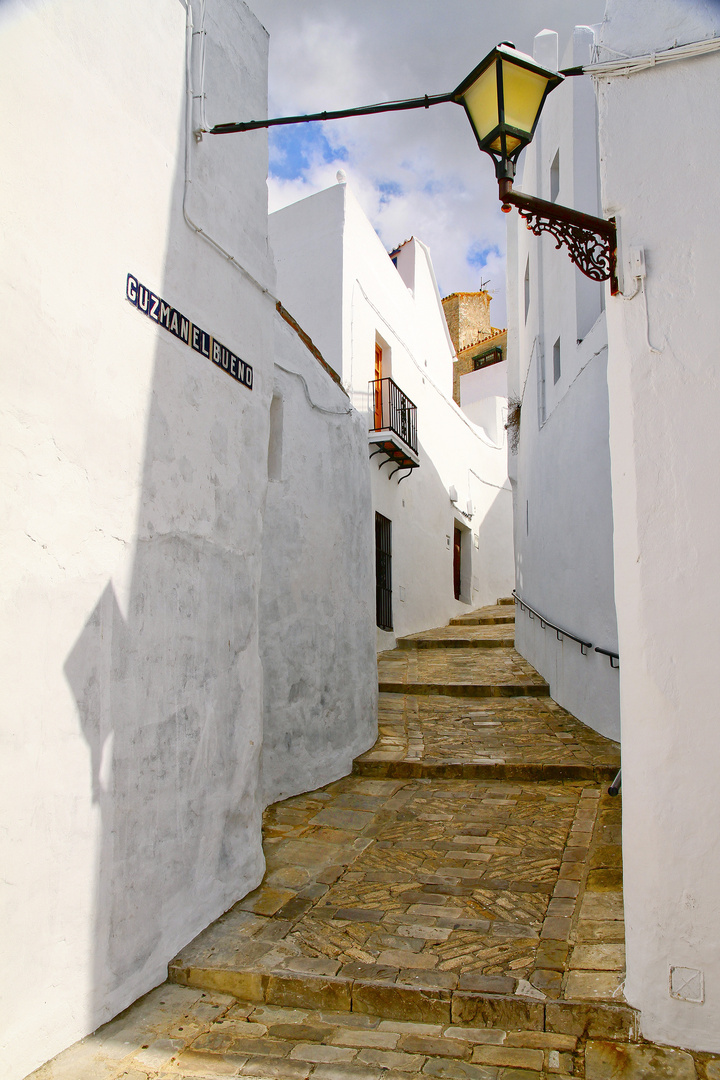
[456,327,507,356]
[388,238,413,257]
[441,289,492,302]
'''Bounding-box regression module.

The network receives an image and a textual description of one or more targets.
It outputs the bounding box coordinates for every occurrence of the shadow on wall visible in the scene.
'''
[63,103,267,1027]
[259,340,378,808]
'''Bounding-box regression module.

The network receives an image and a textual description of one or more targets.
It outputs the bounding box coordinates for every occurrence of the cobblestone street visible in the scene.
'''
[27,603,720,1079]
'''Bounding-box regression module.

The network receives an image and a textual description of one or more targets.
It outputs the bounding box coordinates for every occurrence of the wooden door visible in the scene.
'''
[374,344,383,429]
[453,527,462,600]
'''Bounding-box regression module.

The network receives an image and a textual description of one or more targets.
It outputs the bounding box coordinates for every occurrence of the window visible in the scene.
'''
[375,513,393,631]
[267,393,283,481]
[553,336,561,385]
[524,257,530,323]
[550,149,560,203]
[472,346,503,371]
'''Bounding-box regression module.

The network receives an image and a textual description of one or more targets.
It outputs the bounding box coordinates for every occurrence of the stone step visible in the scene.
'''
[168,961,640,1045]
[450,612,515,626]
[396,629,515,650]
[364,692,620,783]
[353,757,619,782]
[449,602,516,627]
[33,979,716,1080]
[378,680,550,698]
[497,597,515,605]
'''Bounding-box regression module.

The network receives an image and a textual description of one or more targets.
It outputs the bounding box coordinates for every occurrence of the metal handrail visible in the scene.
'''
[595,646,620,669]
[369,377,418,454]
[512,589,593,654]
[512,589,620,666]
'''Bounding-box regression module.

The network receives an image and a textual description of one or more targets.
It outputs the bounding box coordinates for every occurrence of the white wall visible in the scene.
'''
[269,185,345,378]
[271,184,515,646]
[0,6,384,1077]
[597,0,720,1051]
[260,318,377,805]
[507,27,620,741]
[460,359,508,445]
[0,3,271,1077]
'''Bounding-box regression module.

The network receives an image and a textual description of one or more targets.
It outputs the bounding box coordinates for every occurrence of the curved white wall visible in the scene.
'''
[260,319,377,806]
[507,27,620,741]
[0,4,380,1077]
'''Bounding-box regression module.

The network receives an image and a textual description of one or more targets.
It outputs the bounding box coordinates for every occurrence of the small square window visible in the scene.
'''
[550,149,560,203]
[553,337,561,384]
[524,257,530,322]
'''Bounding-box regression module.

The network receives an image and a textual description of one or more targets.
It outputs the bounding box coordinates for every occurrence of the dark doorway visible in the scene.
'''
[376,512,393,630]
[453,526,462,601]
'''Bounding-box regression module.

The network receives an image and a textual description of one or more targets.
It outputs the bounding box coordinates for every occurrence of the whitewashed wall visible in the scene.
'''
[597,0,720,1052]
[270,184,514,646]
[507,27,620,741]
[460,359,508,445]
[0,3,270,1077]
[260,318,377,805]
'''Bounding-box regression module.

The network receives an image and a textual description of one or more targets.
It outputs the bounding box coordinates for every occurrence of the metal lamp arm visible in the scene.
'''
[210,93,455,135]
[498,178,618,293]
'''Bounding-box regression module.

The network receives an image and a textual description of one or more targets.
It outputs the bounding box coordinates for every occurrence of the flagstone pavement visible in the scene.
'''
[27,602,720,1080]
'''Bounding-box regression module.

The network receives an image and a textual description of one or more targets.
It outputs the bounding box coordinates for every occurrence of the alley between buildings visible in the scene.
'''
[28,604,720,1080]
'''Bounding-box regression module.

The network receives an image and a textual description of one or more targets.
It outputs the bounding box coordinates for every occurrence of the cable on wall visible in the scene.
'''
[274,363,353,417]
[181,0,278,305]
[588,34,720,78]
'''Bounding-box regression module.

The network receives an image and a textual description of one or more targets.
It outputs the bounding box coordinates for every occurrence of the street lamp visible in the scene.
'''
[208,43,617,291]
[453,42,617,292]
[453,42,563,182]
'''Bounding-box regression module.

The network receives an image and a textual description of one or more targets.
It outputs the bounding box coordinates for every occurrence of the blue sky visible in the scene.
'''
[269,125,348,181]
[252,0,608,322]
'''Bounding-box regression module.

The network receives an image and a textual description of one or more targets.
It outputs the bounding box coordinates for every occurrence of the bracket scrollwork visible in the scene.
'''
[499,180,618,294]
[516,205,614,282]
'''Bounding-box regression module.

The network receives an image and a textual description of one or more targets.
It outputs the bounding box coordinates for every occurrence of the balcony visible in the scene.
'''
[368,377,419,480]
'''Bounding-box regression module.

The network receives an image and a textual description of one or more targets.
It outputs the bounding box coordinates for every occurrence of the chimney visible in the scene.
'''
[442,292,492,354]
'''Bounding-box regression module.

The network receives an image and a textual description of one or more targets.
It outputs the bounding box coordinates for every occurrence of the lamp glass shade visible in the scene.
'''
[455,44,563,169]
[461,64,498,144]
[500,59,553,140]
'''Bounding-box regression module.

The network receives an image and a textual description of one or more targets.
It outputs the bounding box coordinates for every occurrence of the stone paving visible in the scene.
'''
[27,602,720,1080]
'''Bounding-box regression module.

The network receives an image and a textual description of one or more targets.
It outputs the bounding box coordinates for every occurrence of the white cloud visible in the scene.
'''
[250,0,607,326]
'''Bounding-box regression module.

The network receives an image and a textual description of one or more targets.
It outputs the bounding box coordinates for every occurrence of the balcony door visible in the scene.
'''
[374,344,383,429]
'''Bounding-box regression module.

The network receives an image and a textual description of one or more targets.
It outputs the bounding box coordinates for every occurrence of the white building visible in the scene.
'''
[507,27,620,743]
[596,0,720,1054]
[509,0,720,1053]
[0,3,375,1077]
[457,329,508,448]
[270,183,515,647]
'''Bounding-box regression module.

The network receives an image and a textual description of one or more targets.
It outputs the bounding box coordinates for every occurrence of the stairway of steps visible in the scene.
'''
[30,602,720,1080]
[166,601,637,1075]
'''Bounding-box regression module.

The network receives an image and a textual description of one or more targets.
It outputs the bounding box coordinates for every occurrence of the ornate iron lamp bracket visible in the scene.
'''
[499,179,618,294]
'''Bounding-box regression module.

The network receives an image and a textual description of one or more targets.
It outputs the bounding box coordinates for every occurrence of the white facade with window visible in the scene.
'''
[270,183,515,646]
[596,0,720,1052]
[509,0,720,1052]
[507,27,620,741]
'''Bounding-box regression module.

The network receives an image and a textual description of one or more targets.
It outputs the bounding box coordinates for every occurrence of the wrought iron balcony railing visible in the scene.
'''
[369,377,418,454]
